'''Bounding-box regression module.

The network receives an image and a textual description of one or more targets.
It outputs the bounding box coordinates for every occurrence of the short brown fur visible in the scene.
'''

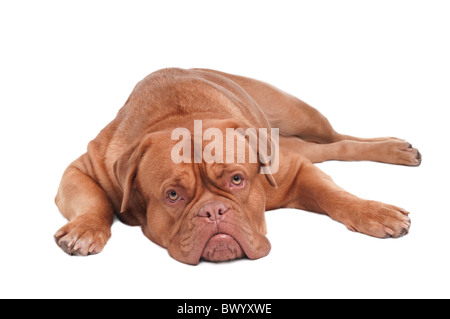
[54,68,420,264]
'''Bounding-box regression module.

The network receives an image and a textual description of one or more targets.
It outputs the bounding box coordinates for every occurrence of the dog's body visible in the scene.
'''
[55,68,421,264]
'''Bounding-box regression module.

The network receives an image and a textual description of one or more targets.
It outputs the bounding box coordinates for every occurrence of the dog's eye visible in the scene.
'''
[231,175,243,186]
[167,190,180,202]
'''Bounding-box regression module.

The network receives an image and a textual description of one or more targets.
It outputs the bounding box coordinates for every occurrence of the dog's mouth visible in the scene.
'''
[168,214,271,265]
[200,234,246,262]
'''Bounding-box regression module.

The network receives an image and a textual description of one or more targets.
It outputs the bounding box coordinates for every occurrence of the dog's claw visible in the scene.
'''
[343,200,411,239]
[54,216,111,256]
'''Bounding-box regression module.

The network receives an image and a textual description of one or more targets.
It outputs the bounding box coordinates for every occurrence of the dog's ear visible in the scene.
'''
[260,164,277,188]
[257,128,278,188]
[113,135,154,213]
[241,127,278,188]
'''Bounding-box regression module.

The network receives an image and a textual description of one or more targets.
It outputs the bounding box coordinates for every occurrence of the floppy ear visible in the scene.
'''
[113,135,153,213]
[243,127,278,188]
[257,128,278,188]
[260,164,277,188]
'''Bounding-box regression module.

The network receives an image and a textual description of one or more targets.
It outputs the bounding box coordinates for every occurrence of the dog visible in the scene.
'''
[54,68,421,265]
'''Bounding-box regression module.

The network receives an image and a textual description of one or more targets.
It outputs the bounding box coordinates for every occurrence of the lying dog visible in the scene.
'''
[54,68,421,264]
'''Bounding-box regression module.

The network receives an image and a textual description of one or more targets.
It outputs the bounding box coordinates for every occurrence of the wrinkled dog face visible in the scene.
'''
[137,138,271,265]
[115,126,274,265]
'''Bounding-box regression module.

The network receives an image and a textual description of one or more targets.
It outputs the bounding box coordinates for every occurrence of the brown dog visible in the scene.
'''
[54,68,421,265]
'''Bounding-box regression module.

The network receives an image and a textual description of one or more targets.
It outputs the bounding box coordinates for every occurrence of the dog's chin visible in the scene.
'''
[200,234,246,262]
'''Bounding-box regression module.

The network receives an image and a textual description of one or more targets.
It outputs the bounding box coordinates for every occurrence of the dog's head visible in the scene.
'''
[113,120,278,265]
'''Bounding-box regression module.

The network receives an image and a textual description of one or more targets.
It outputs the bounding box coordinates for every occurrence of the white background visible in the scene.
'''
[1,0,449,299]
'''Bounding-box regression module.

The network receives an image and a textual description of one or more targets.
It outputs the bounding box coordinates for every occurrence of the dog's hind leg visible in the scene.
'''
[281,136,421,166]
[203,69,408,144]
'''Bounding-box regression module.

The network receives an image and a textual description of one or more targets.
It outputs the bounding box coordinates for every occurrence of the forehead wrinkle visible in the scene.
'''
[164,165,196,189]
[208,162,225,179]
[190,162,206,199]
[200,162,253,196]
[207,162,255,179]
[139,155,195,195]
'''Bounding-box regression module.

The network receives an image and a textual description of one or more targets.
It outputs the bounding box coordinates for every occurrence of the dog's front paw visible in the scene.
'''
[343,200,411,238]
[54,215,111,256]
